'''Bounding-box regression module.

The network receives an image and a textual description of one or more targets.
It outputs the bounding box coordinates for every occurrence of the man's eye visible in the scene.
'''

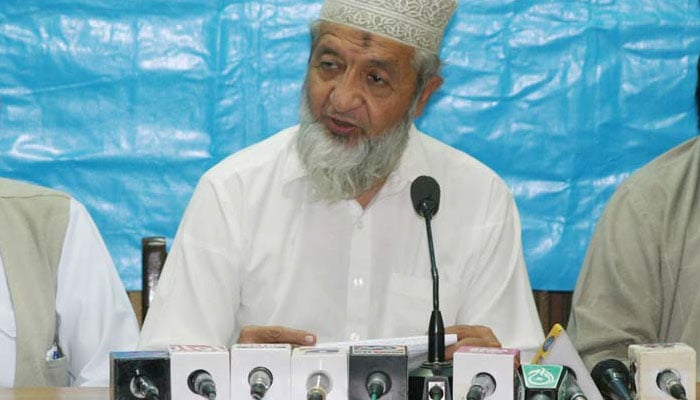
[318,61,338,70]
[368,73,386,85]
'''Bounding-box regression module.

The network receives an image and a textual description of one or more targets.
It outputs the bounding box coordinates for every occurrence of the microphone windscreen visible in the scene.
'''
[591,359,634,400]
[410,176,440,217]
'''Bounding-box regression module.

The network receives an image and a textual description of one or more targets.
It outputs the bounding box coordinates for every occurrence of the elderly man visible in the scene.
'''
[139,0,544,355]
[0,177,139,387]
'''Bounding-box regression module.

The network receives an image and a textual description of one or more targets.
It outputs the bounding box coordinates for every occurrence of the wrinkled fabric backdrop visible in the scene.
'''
[1,0,699,291]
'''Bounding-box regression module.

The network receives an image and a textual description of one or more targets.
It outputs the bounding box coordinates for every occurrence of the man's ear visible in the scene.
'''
[414,75,443,118]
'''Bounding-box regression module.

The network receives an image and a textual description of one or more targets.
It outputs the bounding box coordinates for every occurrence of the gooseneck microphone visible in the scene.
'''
[188,369,217,400]
[657,369,687,400]
[590,359,634,400]
[410,175,445,366]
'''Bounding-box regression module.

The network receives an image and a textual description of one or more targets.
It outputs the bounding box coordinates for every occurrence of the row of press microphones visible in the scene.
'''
[111,343,411,400]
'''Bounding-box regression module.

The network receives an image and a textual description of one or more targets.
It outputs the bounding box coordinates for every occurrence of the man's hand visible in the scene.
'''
[444,325,501,360]
[237,325,317,346]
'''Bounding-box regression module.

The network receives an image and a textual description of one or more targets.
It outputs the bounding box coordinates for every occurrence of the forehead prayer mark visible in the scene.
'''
[362,32,372,48]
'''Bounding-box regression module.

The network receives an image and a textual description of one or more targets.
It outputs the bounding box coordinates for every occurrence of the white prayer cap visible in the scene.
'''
[318,0,458,54]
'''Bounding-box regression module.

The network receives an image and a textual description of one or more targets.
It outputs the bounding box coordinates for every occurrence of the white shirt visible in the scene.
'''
[139,125,544,352]
[0,198,140,387]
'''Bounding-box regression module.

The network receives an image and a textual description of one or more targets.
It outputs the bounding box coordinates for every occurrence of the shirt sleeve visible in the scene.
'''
[567,184,662,370]
[55,198,140,387]
[138,176,243,350]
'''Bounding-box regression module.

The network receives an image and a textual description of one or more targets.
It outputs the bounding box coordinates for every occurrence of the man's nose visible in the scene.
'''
[328,73,363,113]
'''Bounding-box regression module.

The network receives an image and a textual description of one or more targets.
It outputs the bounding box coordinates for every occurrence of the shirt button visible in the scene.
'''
[349,332,361,341]
[353,277,364,287]
[356,220,364,229]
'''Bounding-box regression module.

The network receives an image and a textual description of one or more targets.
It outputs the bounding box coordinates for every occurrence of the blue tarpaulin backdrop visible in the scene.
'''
[1,1,699,291]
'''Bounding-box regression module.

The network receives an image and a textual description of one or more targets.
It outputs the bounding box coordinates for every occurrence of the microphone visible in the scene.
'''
[561,367,588,400]
[656,369,687,400]
[590,359,634,400]
[453,346,520,400]
[306,371,332,400]
[520,364,565,400]
[628,342,695,400]
[188,369,217,400]
[366,371,392,399]
[409,176,451,400]
[291,347,347,400]
[349,345,407,400]
[248,366,274,400]
[465,373,495,400]
[411,175,440,219]
[168,344,229,400]
[110,350,170,400]
[230,344,291,400]
[131,374,161,400]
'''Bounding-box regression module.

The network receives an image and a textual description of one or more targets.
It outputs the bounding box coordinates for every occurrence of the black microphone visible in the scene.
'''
[409,176,451,400]
[110,351,170,400]
[590,359,634,400]
[411,175,440,219]
[656,369,687,400]
[561,367,588,400]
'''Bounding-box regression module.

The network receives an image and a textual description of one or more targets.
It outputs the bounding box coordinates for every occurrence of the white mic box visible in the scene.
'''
[168,344,230,400]
[453,346,520,400]
[230,343,292,400]
[532,323,604,400]
[291,346,348,400]
[629,342,696,400]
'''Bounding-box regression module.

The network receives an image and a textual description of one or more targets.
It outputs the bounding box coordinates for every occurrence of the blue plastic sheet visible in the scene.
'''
[1,0,699,291]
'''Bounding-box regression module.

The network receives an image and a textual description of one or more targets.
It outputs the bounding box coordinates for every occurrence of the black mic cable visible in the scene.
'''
[366,371,392,400]
[248,366,273,400]
[657,369,687,400]
[466,373,496,400]
[188,369,217,400]
[130,374,160,400]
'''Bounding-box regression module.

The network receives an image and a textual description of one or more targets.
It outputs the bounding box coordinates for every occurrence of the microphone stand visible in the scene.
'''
[409,200,452,400]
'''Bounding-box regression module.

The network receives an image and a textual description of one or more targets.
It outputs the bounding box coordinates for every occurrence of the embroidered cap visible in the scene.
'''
[318,0,458,54]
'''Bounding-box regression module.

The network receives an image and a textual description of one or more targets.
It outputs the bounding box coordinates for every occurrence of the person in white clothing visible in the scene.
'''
[139,0,544,355]
[0,177,139,387]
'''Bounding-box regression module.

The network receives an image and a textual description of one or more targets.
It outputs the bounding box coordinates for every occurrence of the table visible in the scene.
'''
[2,384,700,399]
[0,387,108,400]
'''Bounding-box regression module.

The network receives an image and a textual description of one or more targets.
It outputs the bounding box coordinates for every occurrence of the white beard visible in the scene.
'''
[295,96,413,202]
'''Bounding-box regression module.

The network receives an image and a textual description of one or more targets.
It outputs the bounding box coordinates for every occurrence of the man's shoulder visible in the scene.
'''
[204,126,297,182]
[412,129,510,190]
[0,177,71,202]
[621,136,700,193]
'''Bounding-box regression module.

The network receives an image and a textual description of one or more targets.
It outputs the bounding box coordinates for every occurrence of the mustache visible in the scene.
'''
[322,109,366,131]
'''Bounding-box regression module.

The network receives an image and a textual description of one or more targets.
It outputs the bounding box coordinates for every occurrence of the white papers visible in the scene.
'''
[318,334,458,371]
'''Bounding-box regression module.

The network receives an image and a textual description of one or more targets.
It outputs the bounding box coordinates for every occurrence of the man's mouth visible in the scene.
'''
[324,116,359,137]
